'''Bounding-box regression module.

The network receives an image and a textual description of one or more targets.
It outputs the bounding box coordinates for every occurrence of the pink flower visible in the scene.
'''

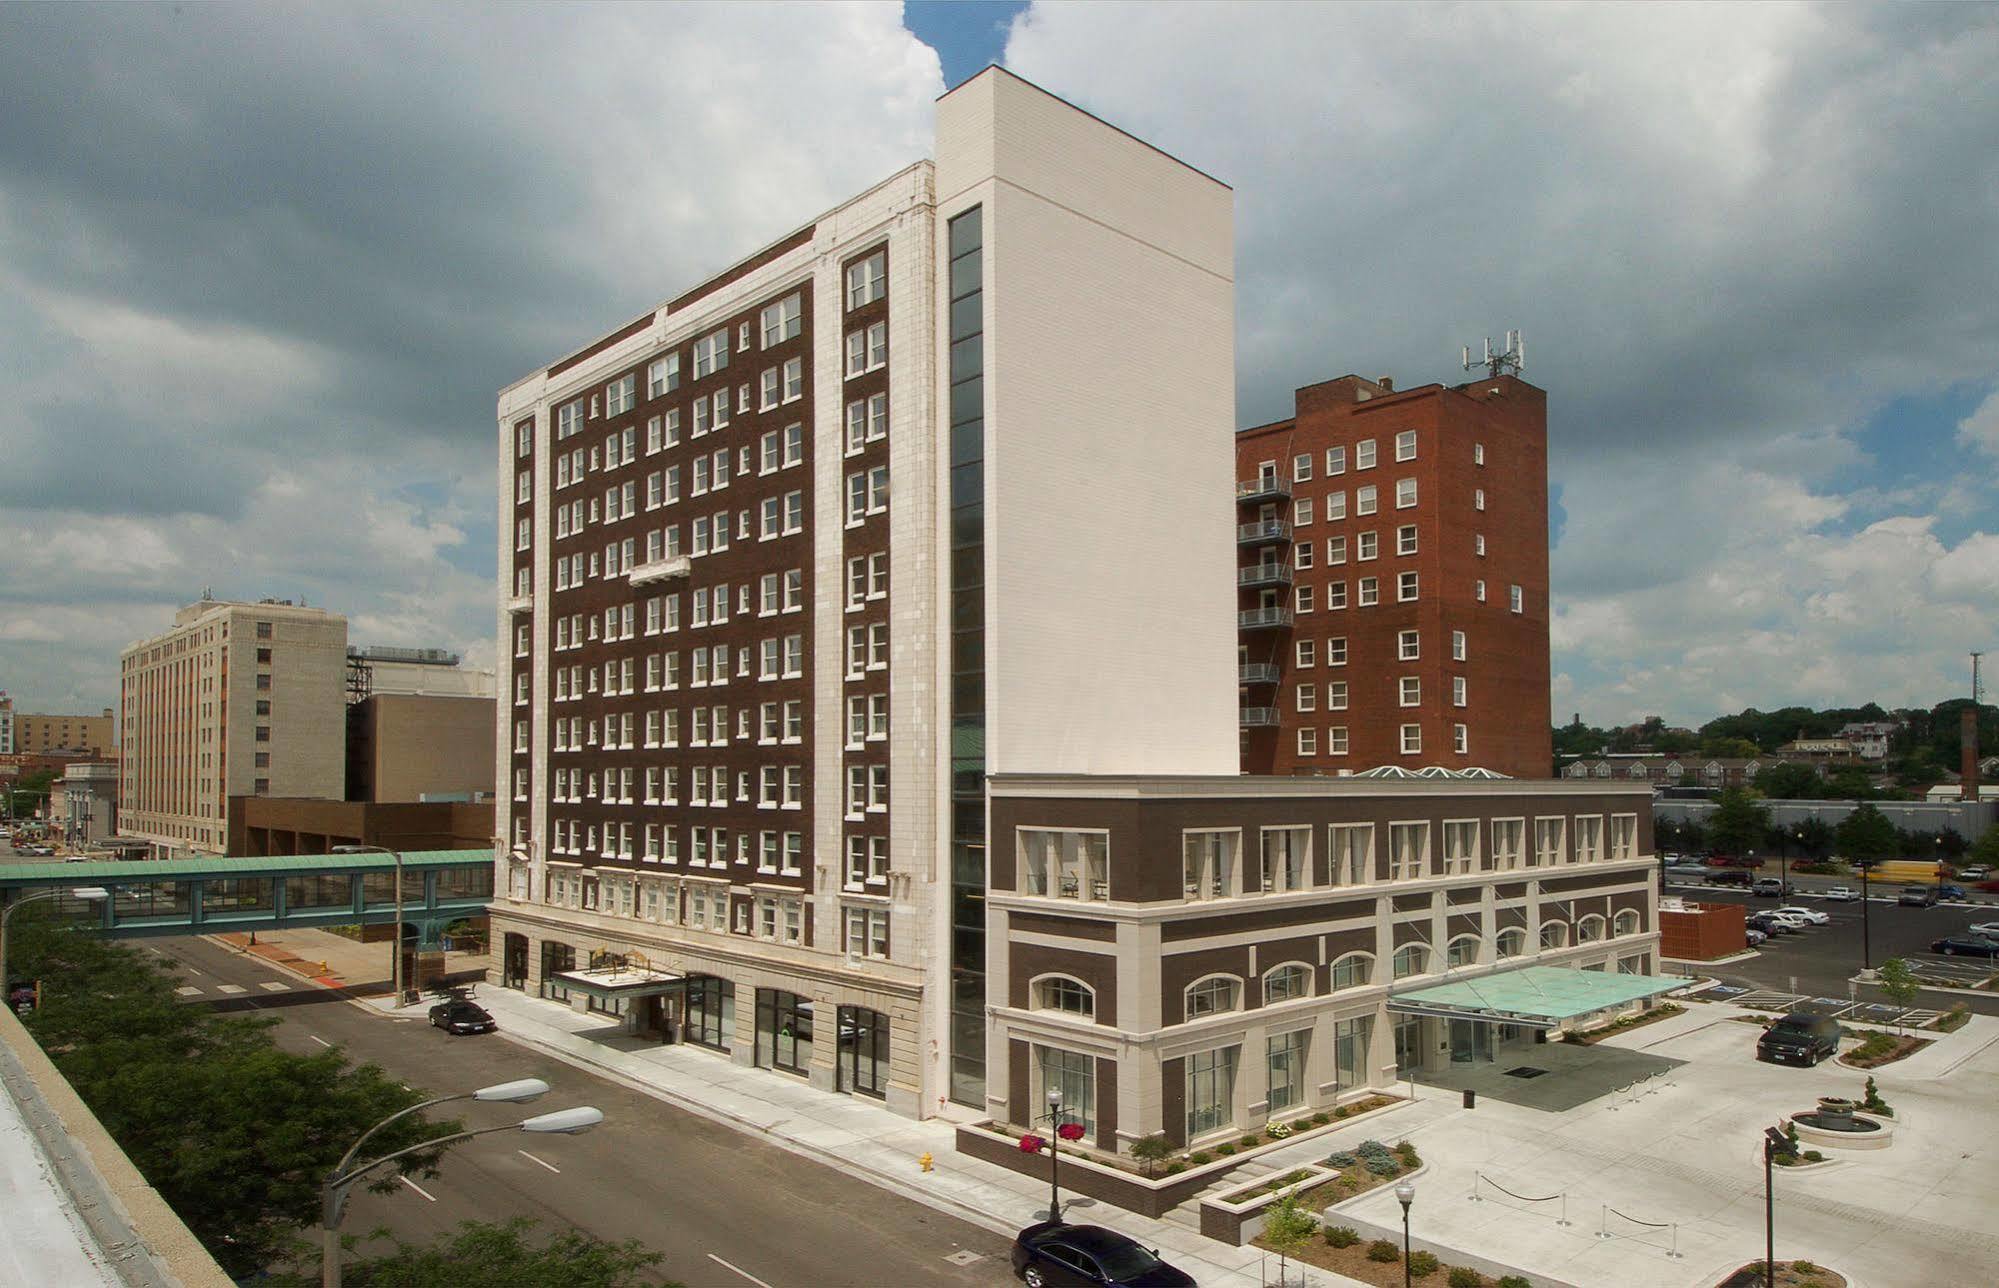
[1019,1133,1046,1153]
[1057,1122,1086,1142]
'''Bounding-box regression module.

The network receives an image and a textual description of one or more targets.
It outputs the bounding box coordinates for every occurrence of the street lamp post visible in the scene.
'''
[1395,1180,1416,1288]
[1,887,110,1000]
[1045,1087,1065,1222]
[319,1079,598,1288]
[1761,1125,1797,1287]
[332,844,409,1006]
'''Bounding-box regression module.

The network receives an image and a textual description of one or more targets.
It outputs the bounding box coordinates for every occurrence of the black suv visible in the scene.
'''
[1757,1014,1841,1067]
[1011,1222,1193,1288]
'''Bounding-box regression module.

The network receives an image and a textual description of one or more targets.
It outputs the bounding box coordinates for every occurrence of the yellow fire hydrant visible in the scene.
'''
[918,1152,934,1173]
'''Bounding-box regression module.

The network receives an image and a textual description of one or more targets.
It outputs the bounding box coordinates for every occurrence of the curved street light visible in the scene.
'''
[320,1079,597,1287]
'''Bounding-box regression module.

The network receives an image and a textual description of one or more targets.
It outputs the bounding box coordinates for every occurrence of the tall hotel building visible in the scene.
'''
[119,597,348,856]
[1235,375,1553,779]
[492,70,1240,1117]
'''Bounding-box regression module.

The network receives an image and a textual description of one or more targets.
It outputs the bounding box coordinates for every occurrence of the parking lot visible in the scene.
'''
[1665,879,1999,1014]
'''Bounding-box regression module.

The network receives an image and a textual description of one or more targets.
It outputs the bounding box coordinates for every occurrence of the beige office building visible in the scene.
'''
[119,598,348,856]
[14,707,116,755]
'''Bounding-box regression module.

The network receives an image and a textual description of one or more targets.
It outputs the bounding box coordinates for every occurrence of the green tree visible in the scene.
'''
[1937,827,1968,860]
[1752,762,1823,800]
[1261,1195,1318,1287]
[1876,958,1920,1034]
[1707,789,1772,856]
[1128,1133,1173,1178]
[1824,766,1878,801]
[269,1218,668,1287]
[1835,803,1898,871]
[1967,826,1999,869]
[1701,736,1762,759]
[14,922,458,1278]
[1793,818,1834,862]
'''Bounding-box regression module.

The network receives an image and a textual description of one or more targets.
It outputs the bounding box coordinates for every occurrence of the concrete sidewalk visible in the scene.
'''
[207,927,489,997]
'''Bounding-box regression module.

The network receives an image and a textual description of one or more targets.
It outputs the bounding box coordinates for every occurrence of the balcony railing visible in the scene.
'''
[1237,562,1294,588]
[1239,707,1281,728]
[1238,663,1281,685]
[1236,519,1292,545]
[627,555,692,587]
[1238,606,1294,630]
[1236,477,1292,503]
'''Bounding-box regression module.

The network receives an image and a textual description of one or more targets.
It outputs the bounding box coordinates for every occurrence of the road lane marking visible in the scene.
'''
[399,1175,437,1202]
[309,1035,332,1048]
[517,1149,560,1174]
[216,984,247,995]
[259,981,289,992]
[705,1254,774,1288]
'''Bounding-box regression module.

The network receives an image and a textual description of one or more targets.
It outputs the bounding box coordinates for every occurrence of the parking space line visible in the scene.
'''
[517,1149,560,1174]
[706,1254,774,1288]
[308,1035,332,1048]
[399,1175,436,1202]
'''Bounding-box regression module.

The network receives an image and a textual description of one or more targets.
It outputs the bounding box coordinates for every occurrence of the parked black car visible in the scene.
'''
[1929,935,1999,958]
[1707,868,1753,887]
[1011,1222,1194,1288]
[427,999,496,1034]
[1757,1014,1841,1067]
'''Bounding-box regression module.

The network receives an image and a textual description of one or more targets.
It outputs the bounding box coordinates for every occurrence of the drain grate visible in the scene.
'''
[1503,1066,1549,1079]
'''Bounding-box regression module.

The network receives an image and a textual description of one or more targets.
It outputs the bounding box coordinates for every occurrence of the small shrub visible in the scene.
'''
[1409,1250,1440,1278]
[1448,1268,1483,1288]
[1324,1225,1359,1248]
[1793,1261,1820,1274]
[1327,1150,1359,1167]
[1497,1279,1532,1288]
[1333,1105,1351,1119]
[1802,1150,1824,1163]
[1938,1004,1971,1033]
[1242,1133,1264,1148]
[1265,1119,1294,1139]
[1774,1154,1798,1167]
[1163,1161,1185,1176]
[1367,1239,1401,1263]
[1215,1143,1236,1156]
[1395,1140,1421,1166]
[1308,1112,1331,1126]
[1188,1151,1211,1165]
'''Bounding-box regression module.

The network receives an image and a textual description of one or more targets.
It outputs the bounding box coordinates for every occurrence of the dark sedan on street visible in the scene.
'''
[427,999,497,1034]
[1929,935,1999,959]
[1011,1222,1194,1288]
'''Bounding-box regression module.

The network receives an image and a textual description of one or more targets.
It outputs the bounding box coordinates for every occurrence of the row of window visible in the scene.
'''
[533,863,892,962]
[1016,817,1640,904]
[1290,631,1466,668]
[1292,675,1467,712]
[543,760,808,808]
[1295,724,1468,757]
[539,696,809,754]
[1279,477,1423,523]
[1278,576,1523,614]
[550,818,803,868]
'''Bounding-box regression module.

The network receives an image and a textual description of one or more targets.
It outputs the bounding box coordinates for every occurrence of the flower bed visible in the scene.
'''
[1715,1258,1847,1287]
[1838,1031,1930,1068]
[1564,1002,1683,1044]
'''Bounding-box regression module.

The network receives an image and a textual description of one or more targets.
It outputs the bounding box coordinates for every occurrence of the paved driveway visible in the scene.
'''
[1335,1005,1999,1287]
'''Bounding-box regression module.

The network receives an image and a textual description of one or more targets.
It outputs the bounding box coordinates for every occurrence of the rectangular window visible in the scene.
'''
[1294,639,1315,667]
[1534,817,1566,867]
[1452,630,1467,661]
[1294,497,1314,527]
[1329,822,1371,884]
[1574,815,1604,864]
[1295,584,1313,613]
[1475,533,1486,557]
[1185,1046,1239,1140]
[1295,683,1316,713]
[1292,453,1312,482]
[1442,820,1478,873]
[1400,723,1421,755]
[1326,491,1347,521]
[1399,571,1419,602]
[1327,636,1347,665]
[1395,429,1417,461]
[1454,722,1469,755]
[1182,830,1239,900]
[1389,822,1429,880]
[1326,535,1347,564]
[1018,829,1109,901]
[1510,584,1524,613]
[1327,680,1347,710]
[1356,439,1377,469]
[1398,629,1419,661]
[1396,478,1417,508]
[1325,445,1346,475]
[1476,579,1487,602]
[1399,676,1420,707]
[845,251,886,309]
[1492,819,1525,870]
[693,329,730,379]
[1267,1030,1308,1114]
[1397,525,1418,556]
[648,353,680,397]
[1453,676,1467,707]
[1356,485,1377,516]
[1327,580,1347,610]
[1474,488,1486,511]
[1358,531,1378,561]
[1259,826,1310,894]
[759,293,802,348]
[1357,577,1378,607]
[1296,727,1317,756]
[605,374,635,416]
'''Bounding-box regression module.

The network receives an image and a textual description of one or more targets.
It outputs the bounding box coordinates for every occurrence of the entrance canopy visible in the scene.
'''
[1388,965,1681,1028]
[551,965,684,1001]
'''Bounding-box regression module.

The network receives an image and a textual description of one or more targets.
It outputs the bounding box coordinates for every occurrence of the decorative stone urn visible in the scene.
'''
[1815,1097,1858,1127]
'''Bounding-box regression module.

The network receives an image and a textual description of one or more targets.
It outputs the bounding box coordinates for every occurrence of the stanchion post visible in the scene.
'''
[1557,1192,1571,1227]
[1598,1203,1610,1239]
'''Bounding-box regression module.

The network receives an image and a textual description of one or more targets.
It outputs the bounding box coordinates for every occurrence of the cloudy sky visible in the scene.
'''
[0,1,1993,729]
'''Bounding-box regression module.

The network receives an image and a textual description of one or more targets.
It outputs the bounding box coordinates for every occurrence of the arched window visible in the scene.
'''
[1577,914,1607,943]
[1263,963,1312,1003]
[1495,928,1526,959]
[1185,975,1242,1020]
[1330,953,1375,991]
[1392,944,1429,980]
[1540,921,1569,950]
[1446,935,1481,968]
[1033,976,1095,1019]
[1613,909,1641,937]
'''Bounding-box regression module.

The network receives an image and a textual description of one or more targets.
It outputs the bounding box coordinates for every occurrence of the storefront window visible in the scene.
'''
[1038,1046,1096,1138]
[837,1006,889,1099]
[1186,1045,1239,1139]
[756,989,814,1075]
[1266,1030,1308,1113]
[1335,1015,1372,1089]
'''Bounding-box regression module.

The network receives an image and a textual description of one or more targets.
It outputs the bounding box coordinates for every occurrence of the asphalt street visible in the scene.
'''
[145,934,1014,1288]
[1664,879,1999,1014]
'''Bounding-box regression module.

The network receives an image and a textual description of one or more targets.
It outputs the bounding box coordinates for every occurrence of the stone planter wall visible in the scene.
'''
[1198,1163,1340,1245]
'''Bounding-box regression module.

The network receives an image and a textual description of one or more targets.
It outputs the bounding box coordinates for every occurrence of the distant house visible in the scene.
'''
[1778,737,1854,760]
[1563,755,1765,790]
[1839,722,1897,761]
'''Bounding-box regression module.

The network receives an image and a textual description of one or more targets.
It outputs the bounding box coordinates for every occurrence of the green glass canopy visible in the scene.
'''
[1387,964,1682,1027]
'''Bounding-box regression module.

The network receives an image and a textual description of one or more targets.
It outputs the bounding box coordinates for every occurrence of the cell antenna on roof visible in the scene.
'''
[1461,330,1525,379]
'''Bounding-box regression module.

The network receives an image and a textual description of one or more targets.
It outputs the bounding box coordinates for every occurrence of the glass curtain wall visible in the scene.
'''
[946,206,986,1106]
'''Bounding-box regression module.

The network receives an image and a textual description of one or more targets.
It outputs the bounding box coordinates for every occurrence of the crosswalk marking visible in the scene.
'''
[175,986,202,996]
[259,981,290,992]
[216,984,247,995]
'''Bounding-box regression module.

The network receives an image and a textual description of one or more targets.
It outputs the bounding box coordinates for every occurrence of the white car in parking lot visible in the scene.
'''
[1969,921,1999,938]
[1766,910,1816,930]
[1820,886,1860,901]
[1773,905,1829,926]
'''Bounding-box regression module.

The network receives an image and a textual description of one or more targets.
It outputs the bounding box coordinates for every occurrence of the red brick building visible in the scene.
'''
[1235,373,1552,778]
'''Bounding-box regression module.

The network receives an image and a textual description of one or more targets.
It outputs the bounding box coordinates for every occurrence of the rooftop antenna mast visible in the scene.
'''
[1462,329,1525,380]
[1975,652,1985,705]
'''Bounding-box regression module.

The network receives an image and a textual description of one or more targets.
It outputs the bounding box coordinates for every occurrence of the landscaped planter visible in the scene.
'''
[1199,1162,1339,1244]
[955,1095,1409,1219]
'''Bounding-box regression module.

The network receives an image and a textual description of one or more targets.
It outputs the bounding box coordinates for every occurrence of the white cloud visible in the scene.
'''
[1006,1,1999,725]
[1958,389,1999,456]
